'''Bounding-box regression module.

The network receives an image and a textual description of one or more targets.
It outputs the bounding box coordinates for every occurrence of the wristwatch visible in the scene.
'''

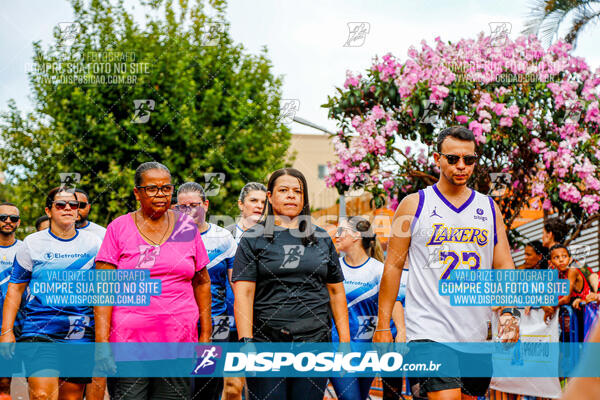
[238,337,254,343]
[501,307,521,318]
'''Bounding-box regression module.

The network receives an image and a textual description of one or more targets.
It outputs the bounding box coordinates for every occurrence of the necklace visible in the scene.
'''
[134,210,171,247]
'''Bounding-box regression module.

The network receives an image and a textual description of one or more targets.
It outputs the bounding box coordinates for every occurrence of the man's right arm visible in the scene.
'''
[374,193,419,342]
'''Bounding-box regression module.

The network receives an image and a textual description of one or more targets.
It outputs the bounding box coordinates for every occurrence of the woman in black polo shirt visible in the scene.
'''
[233,168,350,400]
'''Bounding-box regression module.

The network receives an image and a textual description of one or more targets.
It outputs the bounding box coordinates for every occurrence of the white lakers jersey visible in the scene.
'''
[405,184,496,343]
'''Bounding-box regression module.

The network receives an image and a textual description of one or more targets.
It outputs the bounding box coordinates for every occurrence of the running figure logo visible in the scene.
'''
[424,243,450,270]
[281,245,305,269]
[65,316,91,340]
[137,245,160,269]
[211,316,231,341]
[354,316,378,340]
[489,22,512,47]
[192,345,222,375]
[344,22,370,47]
[132,99,155,124]
[430,207,442,218]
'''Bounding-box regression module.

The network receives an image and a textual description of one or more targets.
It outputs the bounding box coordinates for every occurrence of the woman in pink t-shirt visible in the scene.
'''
[94,162,211,400]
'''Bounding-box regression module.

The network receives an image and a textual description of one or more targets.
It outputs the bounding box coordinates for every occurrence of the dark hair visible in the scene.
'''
[239,182,267,203]
[549,243,570,257]
[134,162,171,187]
[45,187,76,209]
[178,182,206,201]
[35,215,50,230]
[525,240,548,269]
[543,218,571,244]
[263,168,315,246]
[74,188,89,200]
[347,216,385,262]
[0,202,17,208]
[437,126,476,152]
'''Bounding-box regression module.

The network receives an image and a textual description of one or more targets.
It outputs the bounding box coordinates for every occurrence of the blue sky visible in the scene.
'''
[1,0,599,133]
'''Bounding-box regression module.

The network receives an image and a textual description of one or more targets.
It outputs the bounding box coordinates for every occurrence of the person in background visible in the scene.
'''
[520,241,555,323]
[233,168,350,400]
[543,218,598,305]
[94,162,212,400]
[551,244,591,310]
[226,182,267,242]
[0,203,24,399]
[542,218,570,250]
[324,223,340,252]
[519,240,548,270]
[176,182,237,400]
[223,182,266,400]
[330,216,404,400]
[35,215,50,231]
[1,189,101,400]
[74,189,106,241]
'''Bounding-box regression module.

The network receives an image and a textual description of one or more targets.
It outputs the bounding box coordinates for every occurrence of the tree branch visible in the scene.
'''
[565,213,600,246]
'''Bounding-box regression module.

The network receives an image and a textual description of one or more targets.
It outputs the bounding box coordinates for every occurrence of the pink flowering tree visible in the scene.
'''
[323,34,600,244]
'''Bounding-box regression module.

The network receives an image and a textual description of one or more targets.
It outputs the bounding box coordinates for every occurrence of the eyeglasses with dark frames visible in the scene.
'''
[136,184,175,197]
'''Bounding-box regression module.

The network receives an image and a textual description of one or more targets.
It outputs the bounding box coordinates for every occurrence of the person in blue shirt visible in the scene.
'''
[0,188,101,400]
[331,216,405,400]
[0,202,26,398]
[176,182,237,400]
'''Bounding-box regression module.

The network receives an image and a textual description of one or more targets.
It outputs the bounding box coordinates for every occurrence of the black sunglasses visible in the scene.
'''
[53,200,80,210]
[0,214,20,223]
[78,201,88,208]
[440,153,478,166]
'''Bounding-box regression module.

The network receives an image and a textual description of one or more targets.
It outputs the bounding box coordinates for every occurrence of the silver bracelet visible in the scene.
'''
[375,328,391,332]
[0,328,13,336]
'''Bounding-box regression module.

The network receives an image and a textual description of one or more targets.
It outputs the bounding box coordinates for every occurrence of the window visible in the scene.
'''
[318,164,328,179]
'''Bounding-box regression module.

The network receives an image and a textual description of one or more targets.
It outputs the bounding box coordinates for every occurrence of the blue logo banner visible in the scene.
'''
[0,342,598,377]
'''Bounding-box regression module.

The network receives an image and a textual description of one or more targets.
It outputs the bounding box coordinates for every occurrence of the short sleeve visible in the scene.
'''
[10,241,33,283]
[325,237,344,284]
[95,219,121,266]
[226,235,237,269]
[232,235,258,282]
[194,230,209,272]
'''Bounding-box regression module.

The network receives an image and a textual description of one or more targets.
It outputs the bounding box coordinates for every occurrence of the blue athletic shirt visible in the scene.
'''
[10,229,101,342]
[200,223,237,340]
[224,224,245,334]
[0,240,29,335]
[332,257,403,342]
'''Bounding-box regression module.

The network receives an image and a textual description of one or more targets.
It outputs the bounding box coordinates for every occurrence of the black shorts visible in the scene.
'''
[19,336,92,384]
[408,340,492,398]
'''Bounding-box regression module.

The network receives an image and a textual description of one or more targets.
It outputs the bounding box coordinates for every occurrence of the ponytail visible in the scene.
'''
[369,238,385,263]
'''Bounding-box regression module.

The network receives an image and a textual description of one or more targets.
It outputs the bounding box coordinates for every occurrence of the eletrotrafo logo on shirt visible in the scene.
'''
[44,252,88,261]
